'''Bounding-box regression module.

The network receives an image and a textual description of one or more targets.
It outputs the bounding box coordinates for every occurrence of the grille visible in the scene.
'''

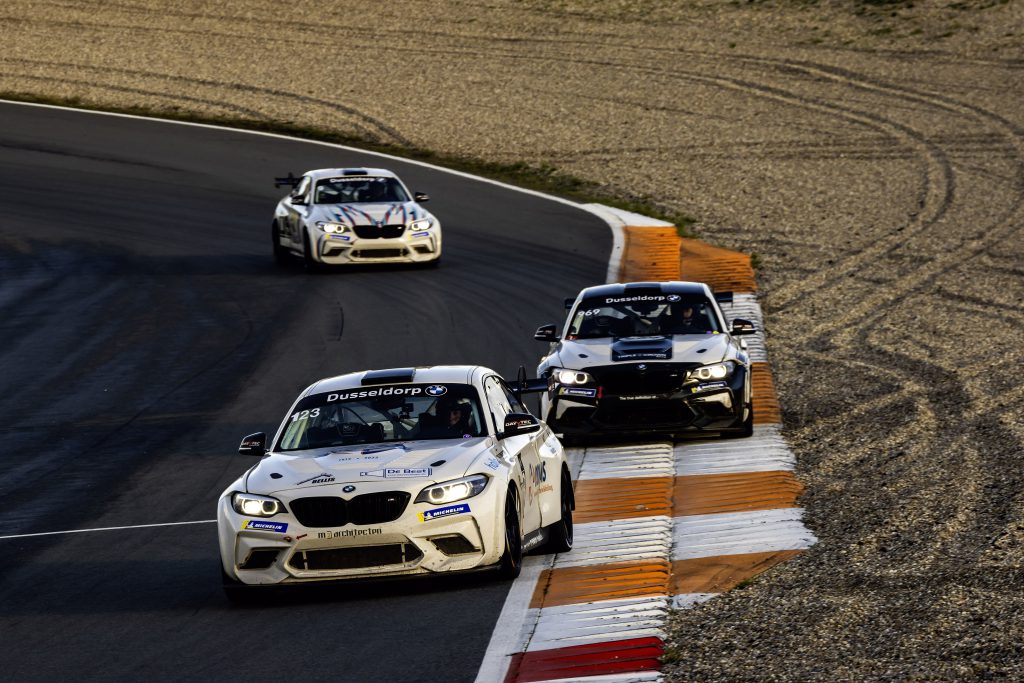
[352,248,408,259]
[430,534,478,556]
[353,224,405,239]
[288,543,423,570]
[589,363,695,397]
[289,492,410,528]
[240,548,280,570]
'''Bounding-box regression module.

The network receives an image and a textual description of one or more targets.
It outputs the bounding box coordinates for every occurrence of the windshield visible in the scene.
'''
[276,383,485,451]
[566,294,721,339]
[314,176,410,204]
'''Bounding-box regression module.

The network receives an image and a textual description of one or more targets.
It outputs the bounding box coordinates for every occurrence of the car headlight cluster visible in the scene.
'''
[686,361,736,382]
[232,492,286,517]
[552,368,594,385]
[409,218,433,231]
[415,474,488,505]
[316,221,349,234]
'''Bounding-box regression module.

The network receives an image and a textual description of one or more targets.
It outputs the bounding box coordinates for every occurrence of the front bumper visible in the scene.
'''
[218,482,501,586]
[314,230,441,264]
[544,365,749,436]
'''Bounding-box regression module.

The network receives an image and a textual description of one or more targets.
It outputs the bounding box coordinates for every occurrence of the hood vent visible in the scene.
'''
[611,336,673,362]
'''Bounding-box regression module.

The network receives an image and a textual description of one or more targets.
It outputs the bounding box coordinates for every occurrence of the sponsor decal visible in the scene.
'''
[667,294,681,302]
[619,394,662,401]
[560,387,597,398]
[522,534,545,552]
[342,485,356,493]
[604,294,667,304]
[529,462,548,486]
[317,528,383,539]
[296,473,335,485]
[419,504,471,522]
[242,520,288,533]
[325,385,423,402]
[425,385,447,396]
[335,454,382,462]
[693,381,728,393]
[484,456,501,471]
[537,484,554,495]
[616,352,670,360]
[638,364,648,371]
[360,467,432,478]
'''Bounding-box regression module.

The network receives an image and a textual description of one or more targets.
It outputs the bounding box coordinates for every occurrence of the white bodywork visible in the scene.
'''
[273,167,442,265]
[218,366,567,585]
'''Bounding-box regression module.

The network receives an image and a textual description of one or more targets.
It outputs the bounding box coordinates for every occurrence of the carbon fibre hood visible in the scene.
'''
[247,437,498,495]
[554,333,732,369]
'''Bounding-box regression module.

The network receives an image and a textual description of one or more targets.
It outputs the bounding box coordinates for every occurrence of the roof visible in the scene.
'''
[575,281,713,300]
[304,167,399,181]
[304,365,488,396]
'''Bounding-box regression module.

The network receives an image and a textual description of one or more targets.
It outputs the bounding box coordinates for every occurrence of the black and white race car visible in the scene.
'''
[218,366,572,601]
[533,281,757,441]
[271,167,441,268]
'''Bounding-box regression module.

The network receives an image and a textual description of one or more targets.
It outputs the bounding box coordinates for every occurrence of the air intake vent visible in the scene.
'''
[289,492,411,527]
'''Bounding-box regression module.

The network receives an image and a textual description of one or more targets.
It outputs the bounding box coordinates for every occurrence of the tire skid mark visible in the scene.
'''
[2,56,412,146]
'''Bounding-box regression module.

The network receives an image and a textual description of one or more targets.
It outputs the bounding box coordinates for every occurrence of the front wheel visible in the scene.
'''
[271,221,290,266]
[724,404,754,439]
[542,469,574,554]
[497,488,523,579]
[302,230,321,273]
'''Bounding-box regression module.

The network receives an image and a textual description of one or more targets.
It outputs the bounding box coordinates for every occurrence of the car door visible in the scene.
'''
[483,375,543,534]
[285,175,312,246]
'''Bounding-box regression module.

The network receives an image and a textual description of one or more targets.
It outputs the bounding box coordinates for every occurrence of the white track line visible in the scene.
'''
[0,519,216,540]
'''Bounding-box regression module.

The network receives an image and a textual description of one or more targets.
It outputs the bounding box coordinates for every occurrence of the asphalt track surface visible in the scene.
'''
[0,103,611,681]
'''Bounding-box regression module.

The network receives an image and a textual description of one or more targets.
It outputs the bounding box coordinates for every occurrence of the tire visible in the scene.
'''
[302,230,320,273]
[542,469,574,554]
[497,488,523,580]
[724,404,754,439]
[271,221,290,266]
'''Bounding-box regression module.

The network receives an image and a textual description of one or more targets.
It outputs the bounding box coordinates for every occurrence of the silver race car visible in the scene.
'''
[219,366,572,601]
[534,281,757,441]
[271,167,441,268]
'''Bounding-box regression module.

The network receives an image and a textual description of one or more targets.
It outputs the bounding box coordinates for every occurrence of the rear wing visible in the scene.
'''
[510,366,549,400]
[274,172,301,188]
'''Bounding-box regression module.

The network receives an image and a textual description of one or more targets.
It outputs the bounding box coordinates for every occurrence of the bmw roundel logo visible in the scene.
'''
[667,294,681,302]
[426,385,447,396]
[342,485,356,493]
[638,364,648,371]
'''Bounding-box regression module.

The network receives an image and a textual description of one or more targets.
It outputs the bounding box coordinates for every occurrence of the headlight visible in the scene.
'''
[409,218,432,231]
[553,368,594,385]
[686,361,735,382]
[316,221,349,234]
[231,492,286,517]
[415,475,488,505]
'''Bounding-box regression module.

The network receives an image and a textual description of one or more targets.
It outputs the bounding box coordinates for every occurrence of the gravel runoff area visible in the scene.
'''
[3,1,1023,679]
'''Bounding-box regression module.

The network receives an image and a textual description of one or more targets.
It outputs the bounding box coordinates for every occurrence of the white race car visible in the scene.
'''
[271,167,441,268]
[218,365,572,601]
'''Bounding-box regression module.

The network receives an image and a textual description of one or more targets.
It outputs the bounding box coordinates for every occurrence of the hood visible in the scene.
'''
[246,437,498,495]
[311,202,425,228]
[555,333,732,368]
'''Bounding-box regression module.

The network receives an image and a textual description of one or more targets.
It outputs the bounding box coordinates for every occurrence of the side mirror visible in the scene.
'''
[499,413,541,440]
[290,195,307,206]
[238,432,267,456]
[730,318,756,336]
[534,324,559,342]
[414,191,430,202]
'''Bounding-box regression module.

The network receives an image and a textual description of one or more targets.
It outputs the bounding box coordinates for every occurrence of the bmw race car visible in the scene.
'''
[271,167,442,268]
[533,281,757,441]
[219,366,572,601]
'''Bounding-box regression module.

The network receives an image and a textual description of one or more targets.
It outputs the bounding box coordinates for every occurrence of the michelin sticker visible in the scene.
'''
[484,456,501,471]
[360,467,432,478]
[560,387,597,397]
[419,504,471,522]
[242,520,288,533]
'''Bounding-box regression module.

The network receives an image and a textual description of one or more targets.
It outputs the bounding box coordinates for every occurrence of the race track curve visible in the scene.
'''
[0,102,612,682]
